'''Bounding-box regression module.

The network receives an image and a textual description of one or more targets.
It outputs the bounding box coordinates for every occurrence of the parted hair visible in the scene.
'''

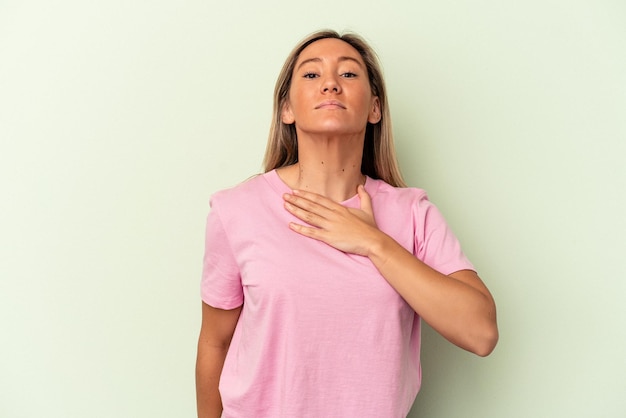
[262,29,406,187]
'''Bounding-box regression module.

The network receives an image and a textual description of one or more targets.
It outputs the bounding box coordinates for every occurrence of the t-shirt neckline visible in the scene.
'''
[264,169,376,206]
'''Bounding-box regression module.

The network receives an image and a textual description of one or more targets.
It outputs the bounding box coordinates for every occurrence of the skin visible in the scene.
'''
[196,37,498,418]
[196,304,241,418]
[279,38,380,202]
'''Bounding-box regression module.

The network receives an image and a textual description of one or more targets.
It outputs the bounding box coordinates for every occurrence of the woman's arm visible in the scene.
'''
[283,186,498,356]
[368,235,497,356]
[196,302,242,418]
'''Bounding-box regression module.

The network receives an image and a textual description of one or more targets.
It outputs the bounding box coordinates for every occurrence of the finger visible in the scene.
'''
[288,221,326,242]
[291,189,340,210]
[289,222,330,245]
[283,192,335,218]
[357,185,374,216]
[284,201,325,227]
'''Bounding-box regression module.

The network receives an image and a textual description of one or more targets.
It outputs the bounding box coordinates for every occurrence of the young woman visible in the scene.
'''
[196,30,498,418]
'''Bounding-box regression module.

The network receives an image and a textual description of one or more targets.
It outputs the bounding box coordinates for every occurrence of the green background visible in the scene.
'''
[1,0,625,417]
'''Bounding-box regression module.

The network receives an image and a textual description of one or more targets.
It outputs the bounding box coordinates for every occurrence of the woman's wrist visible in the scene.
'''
[365,228,394,262]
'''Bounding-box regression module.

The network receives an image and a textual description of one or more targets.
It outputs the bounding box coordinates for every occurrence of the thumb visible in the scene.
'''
[357,184,373,216]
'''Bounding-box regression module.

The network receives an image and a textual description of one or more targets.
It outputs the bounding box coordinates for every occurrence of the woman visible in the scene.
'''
[196,30,498,418]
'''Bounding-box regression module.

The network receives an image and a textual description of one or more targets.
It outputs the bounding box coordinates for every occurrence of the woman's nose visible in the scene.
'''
[321,75,341,93]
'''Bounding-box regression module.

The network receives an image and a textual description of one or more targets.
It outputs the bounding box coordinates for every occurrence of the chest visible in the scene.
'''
[227,199,416,318]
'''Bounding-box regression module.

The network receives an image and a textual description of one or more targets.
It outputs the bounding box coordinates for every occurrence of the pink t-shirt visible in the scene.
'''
[201,170,474,418]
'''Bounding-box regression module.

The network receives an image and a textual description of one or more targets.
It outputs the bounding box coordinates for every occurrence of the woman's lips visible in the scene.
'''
[315,100,346,109]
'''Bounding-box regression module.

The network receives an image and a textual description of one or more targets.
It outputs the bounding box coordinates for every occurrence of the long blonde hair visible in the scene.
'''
[263,30,406,187]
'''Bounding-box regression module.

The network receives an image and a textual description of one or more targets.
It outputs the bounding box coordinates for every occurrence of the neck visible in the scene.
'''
[278,133,365,202]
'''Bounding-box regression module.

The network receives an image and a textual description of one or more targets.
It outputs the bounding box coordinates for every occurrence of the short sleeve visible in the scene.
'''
[201,198,244,309]
[414,195,475,275]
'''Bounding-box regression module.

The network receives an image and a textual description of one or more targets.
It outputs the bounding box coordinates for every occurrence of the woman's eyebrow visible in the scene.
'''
[296,56,365,71]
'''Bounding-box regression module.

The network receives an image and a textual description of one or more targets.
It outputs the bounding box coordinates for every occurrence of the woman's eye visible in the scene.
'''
[303,72,318,79]
[341,72,357,78]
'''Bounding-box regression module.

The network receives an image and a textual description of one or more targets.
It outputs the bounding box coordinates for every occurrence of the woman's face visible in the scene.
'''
[282,38,381,137]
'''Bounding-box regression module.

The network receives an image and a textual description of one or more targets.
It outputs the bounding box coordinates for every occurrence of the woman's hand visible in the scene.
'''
[282,185,382,256]
[284,185,499,356]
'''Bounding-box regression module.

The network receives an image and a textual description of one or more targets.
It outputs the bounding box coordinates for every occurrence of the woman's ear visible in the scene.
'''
[368,97,381,124]
[281,102,295,124]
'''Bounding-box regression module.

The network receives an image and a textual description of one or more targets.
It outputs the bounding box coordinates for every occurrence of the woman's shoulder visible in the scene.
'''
[368,177,429,204]
[209,172,271,207]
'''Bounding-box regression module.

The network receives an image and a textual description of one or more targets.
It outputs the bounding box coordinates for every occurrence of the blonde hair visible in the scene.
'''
[263,30,406,187]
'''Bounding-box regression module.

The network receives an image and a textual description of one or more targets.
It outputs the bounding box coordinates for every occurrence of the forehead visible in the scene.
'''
[296,38,365,66]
